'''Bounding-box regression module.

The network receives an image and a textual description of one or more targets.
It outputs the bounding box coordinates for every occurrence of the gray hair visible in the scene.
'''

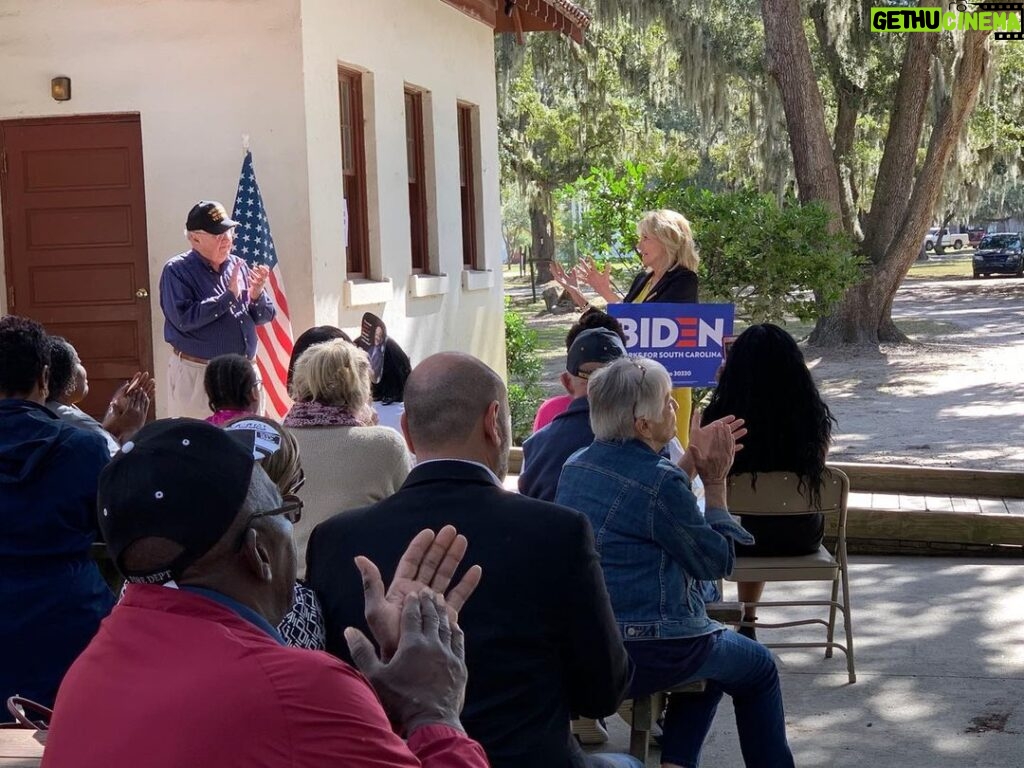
[588,356,672,441]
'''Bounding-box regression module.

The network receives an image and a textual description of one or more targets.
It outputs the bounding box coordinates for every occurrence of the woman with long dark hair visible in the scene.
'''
[701,323,837,638]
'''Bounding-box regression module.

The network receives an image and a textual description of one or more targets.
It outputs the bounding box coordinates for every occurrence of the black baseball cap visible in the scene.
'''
[98,419,257,583]
[567,328,627,377]
[186,200,239,234]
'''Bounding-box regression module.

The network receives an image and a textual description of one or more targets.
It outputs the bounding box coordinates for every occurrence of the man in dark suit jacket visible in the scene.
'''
[307,352,635,768]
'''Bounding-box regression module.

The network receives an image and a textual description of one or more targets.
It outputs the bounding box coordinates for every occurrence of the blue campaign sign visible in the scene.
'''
[607,303,735,387]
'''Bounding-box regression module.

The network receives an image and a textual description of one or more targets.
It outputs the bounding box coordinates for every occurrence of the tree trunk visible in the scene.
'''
[809,28,992,346]
[810,4,864,240]
[530,205,555,284]
[761,0,844,229]
[861,16,939,262]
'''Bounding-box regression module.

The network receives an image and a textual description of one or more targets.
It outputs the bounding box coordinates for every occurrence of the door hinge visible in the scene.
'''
[0,150,6,176]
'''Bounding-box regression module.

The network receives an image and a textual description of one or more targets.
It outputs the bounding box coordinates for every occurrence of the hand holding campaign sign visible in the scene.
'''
[607,303,735,387]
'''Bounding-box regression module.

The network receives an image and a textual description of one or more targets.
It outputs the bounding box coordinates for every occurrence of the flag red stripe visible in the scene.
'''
[269,270,291,318]
[257,325,290,384]
[269,312,293,356]
[257,357,289,418]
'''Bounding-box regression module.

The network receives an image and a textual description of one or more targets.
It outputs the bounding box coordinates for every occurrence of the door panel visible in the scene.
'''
[1,114,154,419]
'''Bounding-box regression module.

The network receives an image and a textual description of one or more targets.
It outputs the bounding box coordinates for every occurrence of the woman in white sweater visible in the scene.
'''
[284,339,413,571]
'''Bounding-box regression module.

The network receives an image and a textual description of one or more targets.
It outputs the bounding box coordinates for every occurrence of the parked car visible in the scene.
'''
[967,227,987,247]
[923,227,966,251]
[972,233,1024,278]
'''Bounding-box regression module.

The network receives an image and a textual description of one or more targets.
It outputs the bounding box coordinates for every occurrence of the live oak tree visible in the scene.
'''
[763,0,999,344]
[501,0,1015,344]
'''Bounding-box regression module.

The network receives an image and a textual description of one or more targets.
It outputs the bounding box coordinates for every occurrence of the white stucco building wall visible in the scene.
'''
[0,0,506,415]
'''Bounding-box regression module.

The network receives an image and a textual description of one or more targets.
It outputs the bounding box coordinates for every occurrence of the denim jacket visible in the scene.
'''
[555,438,753,641]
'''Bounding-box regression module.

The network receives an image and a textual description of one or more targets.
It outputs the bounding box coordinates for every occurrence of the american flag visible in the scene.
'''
[232,151,294,420]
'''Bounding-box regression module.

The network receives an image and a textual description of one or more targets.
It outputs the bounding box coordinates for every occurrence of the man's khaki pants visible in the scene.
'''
[166,353,210,419]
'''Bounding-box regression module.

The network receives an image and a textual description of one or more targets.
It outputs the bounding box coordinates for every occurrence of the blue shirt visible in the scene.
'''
[159,250,275,360]
[518,396,593,502]
[178,585,285,645]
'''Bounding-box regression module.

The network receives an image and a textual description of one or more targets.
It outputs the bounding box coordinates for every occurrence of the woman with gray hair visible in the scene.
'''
[555,356,795,768]
[283,339,412,571]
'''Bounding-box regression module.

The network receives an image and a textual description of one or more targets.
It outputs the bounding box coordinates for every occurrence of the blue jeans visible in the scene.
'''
[586,754,644,768]
[659,630,794,768]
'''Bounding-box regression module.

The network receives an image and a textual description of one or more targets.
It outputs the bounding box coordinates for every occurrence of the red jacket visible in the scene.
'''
[42,585,488,768]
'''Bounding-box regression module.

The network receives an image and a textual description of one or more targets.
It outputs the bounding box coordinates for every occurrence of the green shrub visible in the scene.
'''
[504,298,543,444]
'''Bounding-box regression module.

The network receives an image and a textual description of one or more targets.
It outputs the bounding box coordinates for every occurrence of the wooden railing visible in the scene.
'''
[508,447,1024,551]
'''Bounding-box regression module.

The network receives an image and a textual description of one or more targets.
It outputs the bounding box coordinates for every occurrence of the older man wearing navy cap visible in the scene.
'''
[42,418,488,768]
[159,200,275,419]
[518,328,627,503]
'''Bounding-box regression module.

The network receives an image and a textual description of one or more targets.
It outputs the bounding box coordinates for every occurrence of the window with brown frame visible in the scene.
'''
[457,104,479,269]
[404,88,429,273]
[339,68,369,277]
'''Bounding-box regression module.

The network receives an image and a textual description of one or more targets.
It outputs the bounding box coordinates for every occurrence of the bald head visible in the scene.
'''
[404,352,506,453]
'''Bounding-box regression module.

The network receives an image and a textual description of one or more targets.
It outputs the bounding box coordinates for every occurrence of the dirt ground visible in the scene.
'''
[512,272,1024,471]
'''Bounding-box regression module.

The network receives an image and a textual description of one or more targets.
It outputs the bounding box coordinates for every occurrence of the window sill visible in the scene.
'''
[407,273,450,298]
[344,278,393,307]
[461,268,495,292]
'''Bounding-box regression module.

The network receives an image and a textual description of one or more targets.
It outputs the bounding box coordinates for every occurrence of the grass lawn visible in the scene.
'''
[906,252,974,279]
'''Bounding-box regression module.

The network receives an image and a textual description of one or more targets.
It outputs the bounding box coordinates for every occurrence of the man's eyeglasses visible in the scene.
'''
[235,494,302,550]
[249,495,303,526]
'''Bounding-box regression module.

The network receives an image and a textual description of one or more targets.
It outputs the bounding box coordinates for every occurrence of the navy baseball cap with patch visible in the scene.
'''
[566,328,627,377]
[185,200,239,234]
[98,418,256,583]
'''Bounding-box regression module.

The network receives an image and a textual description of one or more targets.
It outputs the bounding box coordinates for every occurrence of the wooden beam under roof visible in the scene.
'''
[441,0,591,43]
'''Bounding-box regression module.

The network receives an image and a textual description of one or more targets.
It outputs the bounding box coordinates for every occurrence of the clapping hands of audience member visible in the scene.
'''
[678,409,746,480]
[346,590,468,736]
[353,525,482,662]
[103,371,155,443]
[685,410,740,509]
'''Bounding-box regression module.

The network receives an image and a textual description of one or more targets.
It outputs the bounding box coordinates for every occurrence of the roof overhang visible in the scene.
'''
[442,0,591,44]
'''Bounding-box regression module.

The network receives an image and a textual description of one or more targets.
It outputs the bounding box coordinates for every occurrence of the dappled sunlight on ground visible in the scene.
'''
[597,557,1024,767]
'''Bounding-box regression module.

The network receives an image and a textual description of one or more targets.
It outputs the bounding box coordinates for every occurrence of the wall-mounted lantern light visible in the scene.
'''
[51,76,71,101]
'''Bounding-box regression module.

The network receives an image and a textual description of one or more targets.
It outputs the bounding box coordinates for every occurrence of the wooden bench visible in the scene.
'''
[508,448,1024,551]
[827,462,1024,550]
[0,730,45,767]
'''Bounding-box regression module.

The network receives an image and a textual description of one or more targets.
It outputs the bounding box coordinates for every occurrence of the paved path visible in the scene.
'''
[590,555,1024,767]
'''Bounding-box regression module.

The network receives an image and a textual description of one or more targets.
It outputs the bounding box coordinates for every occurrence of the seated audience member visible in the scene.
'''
[225,414,325,650]
[532,307,629,432]
[0,316,114,715]
[307,352,638,768]
[287,325,351,390]
[702,323,837,638]
[371,337,413,433]
[519,328,626,502]
[555,357,794,768]
[45,336,153,455]
[285,339,412,570]
[204,353,261,425]
[41,419,488,768]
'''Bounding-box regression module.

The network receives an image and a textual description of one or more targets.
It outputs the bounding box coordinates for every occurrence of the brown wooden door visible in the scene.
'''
[1,114,154,419]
